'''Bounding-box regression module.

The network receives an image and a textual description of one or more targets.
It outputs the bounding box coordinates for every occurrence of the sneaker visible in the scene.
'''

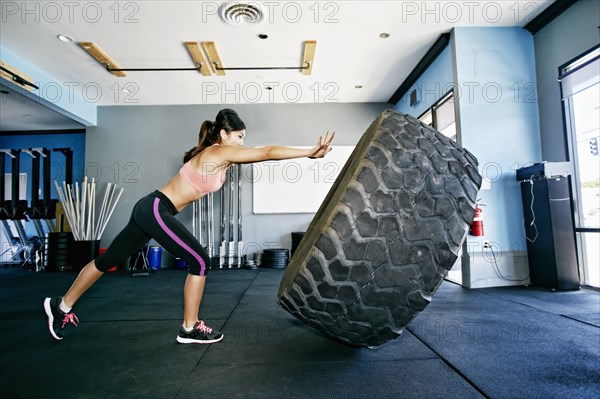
[44,297,79,340]
[176,321,223,344]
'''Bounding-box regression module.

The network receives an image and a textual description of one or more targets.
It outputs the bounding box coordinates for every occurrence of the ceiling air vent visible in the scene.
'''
[219,2,265,25]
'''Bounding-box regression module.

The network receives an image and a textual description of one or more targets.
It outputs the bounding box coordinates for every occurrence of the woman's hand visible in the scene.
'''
[308,131,335,159]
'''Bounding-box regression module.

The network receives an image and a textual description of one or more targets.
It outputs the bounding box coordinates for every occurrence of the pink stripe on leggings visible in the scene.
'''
[153,197,206,275]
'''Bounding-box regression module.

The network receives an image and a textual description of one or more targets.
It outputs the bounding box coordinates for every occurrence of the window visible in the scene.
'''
[418,91,457,142]
[560,45,600,288]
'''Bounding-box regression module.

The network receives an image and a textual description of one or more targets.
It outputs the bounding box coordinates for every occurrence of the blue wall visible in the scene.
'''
[0,132,85,237]
[394,27,542,255]
[0,132,85,203]
[453,27,542,251]
[395,45,454,116]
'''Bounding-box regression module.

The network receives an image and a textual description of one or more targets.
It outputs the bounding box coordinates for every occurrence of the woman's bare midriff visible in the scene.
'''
[159,174,206,212]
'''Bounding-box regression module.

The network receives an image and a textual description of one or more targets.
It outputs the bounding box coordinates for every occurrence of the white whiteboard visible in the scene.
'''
[252,146,355,214]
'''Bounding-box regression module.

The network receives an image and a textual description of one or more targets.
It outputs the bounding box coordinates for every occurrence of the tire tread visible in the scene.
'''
[278,110,481,347]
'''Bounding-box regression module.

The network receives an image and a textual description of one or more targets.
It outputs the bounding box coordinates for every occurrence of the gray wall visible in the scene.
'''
[85,103,388,259]
[534,0,600,161]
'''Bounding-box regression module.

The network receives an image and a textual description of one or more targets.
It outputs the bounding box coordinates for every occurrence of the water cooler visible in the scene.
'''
[516,162,580,290]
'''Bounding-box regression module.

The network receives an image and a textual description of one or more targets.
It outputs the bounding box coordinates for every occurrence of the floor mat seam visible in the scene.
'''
[174,270,261,398]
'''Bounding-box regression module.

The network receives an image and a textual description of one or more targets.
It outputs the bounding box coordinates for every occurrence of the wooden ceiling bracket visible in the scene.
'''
[185,42,212,76]
[201,42,226,76]
[301,40,316,75]
[0,60,38,91]
[78,42,126,77]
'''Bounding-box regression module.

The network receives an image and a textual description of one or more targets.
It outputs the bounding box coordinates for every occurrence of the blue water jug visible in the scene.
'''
[148,246,162,270]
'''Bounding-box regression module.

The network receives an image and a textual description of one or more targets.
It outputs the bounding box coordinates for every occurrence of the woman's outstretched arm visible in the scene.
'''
[216,131,335,164]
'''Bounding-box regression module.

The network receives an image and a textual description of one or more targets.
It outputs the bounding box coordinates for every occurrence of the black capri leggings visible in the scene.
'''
[94,190,210,276]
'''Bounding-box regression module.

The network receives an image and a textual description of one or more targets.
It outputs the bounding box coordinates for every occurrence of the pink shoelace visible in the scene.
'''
[62,313,79,329]
[195,321,212,334]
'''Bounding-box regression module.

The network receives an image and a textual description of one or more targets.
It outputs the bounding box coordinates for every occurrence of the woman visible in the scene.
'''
[44,109,334,344]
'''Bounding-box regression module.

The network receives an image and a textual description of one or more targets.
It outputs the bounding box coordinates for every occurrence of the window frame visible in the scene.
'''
[417,89,459,144]
[558,44,600,288]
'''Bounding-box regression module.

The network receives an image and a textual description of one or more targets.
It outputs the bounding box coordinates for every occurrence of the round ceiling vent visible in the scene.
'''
[219,2,265,25]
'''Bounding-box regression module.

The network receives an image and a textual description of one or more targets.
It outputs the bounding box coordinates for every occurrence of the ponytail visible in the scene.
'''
[182,109,246,163]
[198,120,216,149]
[183,120,217,163]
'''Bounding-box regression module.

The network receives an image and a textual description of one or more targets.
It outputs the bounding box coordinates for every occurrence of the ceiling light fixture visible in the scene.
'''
[57,34,74,42]
[379,33,390,39]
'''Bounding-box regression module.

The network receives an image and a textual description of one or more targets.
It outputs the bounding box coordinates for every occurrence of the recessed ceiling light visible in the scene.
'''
[257,34,268,39]
[355,85,363,89]
[379,33,390,39]
[57,34,74,43]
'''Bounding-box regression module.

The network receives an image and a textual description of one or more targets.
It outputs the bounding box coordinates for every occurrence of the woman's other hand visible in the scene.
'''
[308,131,335,159]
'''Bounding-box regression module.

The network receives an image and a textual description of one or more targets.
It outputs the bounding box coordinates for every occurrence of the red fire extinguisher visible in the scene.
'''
[470,203,485,236]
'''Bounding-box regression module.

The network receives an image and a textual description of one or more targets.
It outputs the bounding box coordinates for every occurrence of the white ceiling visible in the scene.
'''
[0,0,554,129]
[0,86,86,131]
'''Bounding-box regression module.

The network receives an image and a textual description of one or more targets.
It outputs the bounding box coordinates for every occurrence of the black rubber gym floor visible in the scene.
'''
[1,266,598,398]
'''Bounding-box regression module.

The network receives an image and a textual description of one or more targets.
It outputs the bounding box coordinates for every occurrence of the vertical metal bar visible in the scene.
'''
[30,150,40,206]
[192,200,202,245]
[203,196,207,249]
[10,149,21,215]
[42,148,51,209]
[200,198,205,245]
[0,152,5,208]
[207,193,214,258]
[237,164,243,268]
[219,184,226,269]
[192,200,198,240]
[228,167,235,268]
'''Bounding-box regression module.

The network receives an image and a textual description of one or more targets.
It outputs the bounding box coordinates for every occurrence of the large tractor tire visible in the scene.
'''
[277,109,482,347]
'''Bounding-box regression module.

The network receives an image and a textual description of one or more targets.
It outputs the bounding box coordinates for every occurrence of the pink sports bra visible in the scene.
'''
[179,146,229,194]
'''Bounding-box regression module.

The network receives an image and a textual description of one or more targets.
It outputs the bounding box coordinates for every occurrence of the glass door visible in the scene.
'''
[561,47,600,288]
